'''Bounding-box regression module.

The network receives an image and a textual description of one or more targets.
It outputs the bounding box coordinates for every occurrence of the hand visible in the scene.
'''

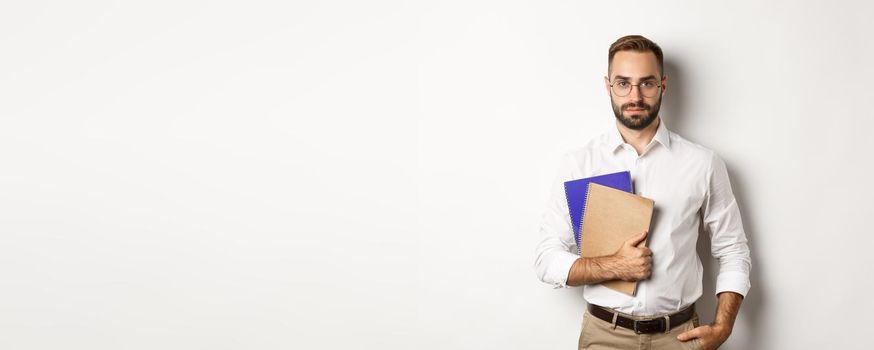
[677,322,731,350]
[608,230,652,282]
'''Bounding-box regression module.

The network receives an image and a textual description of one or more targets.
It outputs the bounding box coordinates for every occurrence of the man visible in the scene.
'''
[533,35,751,350]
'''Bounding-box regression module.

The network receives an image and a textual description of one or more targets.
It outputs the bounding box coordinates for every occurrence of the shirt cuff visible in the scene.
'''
[714,270,751,298]
[549,251,580,289]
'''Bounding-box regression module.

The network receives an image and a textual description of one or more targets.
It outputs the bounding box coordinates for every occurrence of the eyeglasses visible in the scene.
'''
[609,79,662,97]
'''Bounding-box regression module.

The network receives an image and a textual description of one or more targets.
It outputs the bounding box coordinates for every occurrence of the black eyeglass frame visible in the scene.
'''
[608,79,663,97]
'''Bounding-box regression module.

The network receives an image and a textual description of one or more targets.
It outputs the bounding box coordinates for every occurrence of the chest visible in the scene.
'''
[582,151,709,217]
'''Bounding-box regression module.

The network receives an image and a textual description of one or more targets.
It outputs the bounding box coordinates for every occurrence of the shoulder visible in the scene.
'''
[551,131,611,180]
[563,131,611,163]
[668,131,720,163]
[668,131,733,180]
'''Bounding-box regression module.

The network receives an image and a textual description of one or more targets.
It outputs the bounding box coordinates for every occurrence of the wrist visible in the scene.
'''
[594,255,618,280]
[710,322,733,339]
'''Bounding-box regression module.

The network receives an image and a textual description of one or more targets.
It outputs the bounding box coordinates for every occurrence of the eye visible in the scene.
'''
[642,81,658,88]
[615,81,629,87]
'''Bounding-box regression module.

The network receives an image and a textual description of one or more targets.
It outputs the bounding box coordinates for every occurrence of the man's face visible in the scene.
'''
[605,51,667,130]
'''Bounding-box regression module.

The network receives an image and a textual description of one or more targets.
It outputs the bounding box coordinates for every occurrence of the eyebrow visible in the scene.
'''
[613,75,658,81]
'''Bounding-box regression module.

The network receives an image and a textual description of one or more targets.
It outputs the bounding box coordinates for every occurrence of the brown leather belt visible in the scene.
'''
[587,303,695,334]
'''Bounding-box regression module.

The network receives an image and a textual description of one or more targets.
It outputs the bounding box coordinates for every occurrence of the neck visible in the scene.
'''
[617,116,660,155]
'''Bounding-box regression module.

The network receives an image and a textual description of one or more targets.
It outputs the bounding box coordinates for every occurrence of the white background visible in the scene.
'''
[1,1,872,349]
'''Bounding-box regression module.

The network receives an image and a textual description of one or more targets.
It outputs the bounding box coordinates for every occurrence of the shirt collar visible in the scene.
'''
[607,118,672,153]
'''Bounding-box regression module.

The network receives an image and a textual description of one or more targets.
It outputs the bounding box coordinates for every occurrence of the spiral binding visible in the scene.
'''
[578,183,593,255]
[562,181,578,253]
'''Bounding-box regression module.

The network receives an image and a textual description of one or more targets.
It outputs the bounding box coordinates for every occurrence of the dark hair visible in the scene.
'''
[608,35,664,76]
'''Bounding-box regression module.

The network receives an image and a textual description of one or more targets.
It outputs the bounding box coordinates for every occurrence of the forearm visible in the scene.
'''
[566,256,618,287]
[713,291,743,332]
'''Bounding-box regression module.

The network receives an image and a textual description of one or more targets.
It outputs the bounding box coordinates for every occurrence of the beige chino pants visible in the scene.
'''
[578,308,704,350]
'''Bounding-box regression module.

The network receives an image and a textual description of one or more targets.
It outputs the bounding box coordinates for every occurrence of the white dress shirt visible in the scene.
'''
[534,119,751,316]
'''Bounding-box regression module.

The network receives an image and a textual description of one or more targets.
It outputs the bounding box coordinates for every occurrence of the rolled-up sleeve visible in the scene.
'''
[702,152,752,298]
[534,152,581,289]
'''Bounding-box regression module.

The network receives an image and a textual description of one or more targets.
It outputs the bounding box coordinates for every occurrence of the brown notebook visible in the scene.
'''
[579,183,655,296]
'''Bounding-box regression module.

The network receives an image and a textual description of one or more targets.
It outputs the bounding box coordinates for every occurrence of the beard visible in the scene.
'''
[611,94,662,130]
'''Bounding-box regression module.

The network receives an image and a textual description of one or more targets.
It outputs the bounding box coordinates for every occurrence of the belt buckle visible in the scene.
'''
[633,318,663,335]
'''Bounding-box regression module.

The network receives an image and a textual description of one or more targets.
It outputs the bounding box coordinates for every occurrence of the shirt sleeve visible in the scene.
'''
[702,152,752,298]
[533,152,581,289]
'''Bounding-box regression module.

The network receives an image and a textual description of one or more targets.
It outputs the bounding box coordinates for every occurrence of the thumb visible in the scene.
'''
[677,327,701,341]
[625,230,648,246]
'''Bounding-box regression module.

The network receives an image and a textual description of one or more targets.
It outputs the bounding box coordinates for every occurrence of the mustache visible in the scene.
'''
[622,103,650,110]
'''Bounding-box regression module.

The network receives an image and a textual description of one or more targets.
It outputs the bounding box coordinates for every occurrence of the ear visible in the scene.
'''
[660,74,668,95]
[604,75,612,96]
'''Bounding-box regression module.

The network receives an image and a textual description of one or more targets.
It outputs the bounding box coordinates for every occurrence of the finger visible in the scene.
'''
[626,230,648,246]
[677,326,703,341]
[641,247,653,256]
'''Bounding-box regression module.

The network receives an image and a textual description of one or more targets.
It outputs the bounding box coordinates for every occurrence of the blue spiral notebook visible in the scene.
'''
[563,171,633,253]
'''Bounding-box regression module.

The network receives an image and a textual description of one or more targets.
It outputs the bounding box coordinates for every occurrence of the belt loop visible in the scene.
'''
[663,315,671,334]
[611,312,618,330]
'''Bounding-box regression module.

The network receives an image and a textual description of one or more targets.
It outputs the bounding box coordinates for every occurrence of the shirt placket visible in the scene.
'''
[620,145,649,315]
[634,153,647,315]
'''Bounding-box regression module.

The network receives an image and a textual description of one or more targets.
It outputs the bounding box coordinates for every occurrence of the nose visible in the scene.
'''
[628,85,644,100]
